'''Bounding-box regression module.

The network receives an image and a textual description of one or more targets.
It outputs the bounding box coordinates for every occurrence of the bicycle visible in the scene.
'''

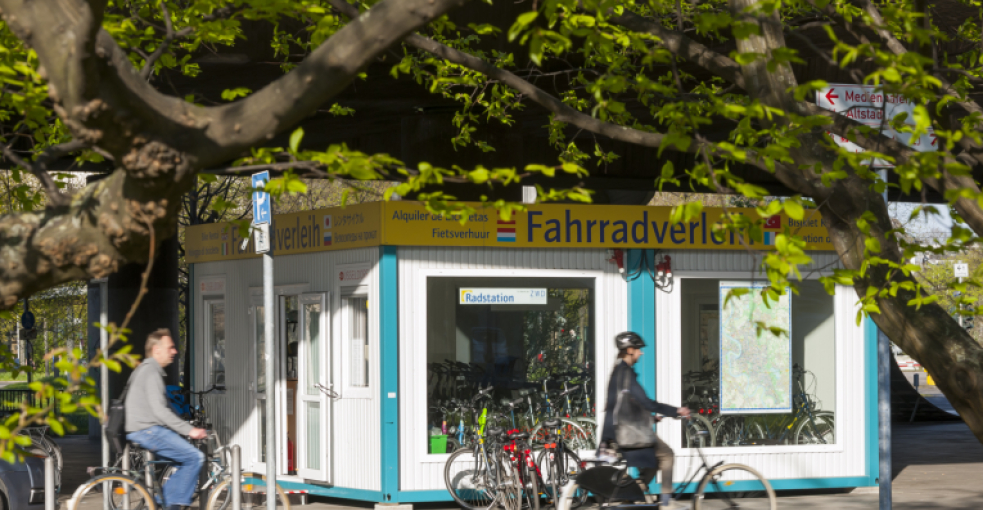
[715,363,834,446]
[535,418,587,510]
[557,419,776,510]
[70,445,292,510]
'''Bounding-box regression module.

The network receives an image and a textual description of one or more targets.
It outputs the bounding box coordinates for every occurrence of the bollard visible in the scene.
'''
[44,455,54,510]
[232,445,242,510]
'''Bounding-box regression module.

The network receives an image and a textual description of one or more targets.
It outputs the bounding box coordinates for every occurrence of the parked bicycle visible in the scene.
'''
[714,363,834,446]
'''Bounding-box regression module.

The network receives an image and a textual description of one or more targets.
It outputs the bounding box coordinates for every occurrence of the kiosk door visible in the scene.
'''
[296,293,330,481]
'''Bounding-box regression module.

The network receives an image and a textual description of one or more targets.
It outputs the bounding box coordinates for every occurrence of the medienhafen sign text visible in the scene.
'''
[185,202,835,264]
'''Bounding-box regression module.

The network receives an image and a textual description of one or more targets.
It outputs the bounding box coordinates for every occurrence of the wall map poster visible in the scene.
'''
[718,282,792,414]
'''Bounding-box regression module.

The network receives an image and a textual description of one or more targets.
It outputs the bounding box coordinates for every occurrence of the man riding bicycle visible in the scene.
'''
[600,332,690,508]
[125,329,207,510]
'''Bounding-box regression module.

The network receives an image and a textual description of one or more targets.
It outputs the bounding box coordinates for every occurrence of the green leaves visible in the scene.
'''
[220,88,252,101]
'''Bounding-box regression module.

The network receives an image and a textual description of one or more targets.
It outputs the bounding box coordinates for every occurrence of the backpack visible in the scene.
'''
[105,364,144,454]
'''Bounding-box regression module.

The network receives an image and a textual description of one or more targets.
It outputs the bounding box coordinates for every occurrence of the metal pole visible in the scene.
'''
[44,455,54,510]
[144,450,154,489]
[263,250,277,510]
[100,278,110,510]
[878,330,893,508]
[232,445,242,510]
[877,169,892,510]
[958,276,964,327]
[122,444,131,510]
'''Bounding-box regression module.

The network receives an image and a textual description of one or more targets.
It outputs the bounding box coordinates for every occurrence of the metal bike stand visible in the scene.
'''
[232,445,242,510]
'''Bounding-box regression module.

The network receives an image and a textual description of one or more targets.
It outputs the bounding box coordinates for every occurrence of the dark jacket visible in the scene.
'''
[600,359,677,444]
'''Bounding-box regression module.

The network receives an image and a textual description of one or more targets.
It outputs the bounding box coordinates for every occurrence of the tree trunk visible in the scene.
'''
[819,179,983,443]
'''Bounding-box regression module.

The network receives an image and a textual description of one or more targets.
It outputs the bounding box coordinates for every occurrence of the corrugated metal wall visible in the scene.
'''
[665,249,843,273]
[397,247,627,491]
[192,247,381,491]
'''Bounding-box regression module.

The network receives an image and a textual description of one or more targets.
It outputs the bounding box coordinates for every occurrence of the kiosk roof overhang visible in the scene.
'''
[186,202,834,264]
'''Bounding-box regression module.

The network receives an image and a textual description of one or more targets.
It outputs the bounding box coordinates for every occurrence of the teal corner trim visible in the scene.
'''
[396,490,456,503]
[380,246,400,501]
[626,250,656,395]
[864,316,880,486]
[273,480,384,502]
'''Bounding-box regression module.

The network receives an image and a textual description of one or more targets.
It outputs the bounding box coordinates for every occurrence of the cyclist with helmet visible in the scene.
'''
[600,332,690,508]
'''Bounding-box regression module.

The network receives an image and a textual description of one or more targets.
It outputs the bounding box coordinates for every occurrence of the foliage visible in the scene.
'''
[2,0,983,452]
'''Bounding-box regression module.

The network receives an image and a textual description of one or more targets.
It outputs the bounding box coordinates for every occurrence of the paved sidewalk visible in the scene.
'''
[55,421,983,509]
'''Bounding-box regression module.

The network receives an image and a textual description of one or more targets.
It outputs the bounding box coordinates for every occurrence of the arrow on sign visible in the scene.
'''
[825,88,839,105]
[930,134,937,146]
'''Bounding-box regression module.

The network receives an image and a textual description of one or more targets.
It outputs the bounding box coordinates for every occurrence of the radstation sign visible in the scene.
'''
[816,84,937,165]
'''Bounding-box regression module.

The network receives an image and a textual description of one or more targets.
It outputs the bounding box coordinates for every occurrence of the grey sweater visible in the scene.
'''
[124,358,193,435]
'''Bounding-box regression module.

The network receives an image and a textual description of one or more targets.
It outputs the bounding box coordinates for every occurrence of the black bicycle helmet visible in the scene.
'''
[614,331,646,350]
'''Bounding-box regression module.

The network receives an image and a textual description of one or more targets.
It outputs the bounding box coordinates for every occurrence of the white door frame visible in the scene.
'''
[297,292,330,481]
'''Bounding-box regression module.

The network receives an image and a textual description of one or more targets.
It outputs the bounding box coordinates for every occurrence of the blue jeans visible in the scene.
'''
[127,426,204,507]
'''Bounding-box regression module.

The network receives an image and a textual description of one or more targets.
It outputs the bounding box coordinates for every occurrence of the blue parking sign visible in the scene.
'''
[252,171,271,225]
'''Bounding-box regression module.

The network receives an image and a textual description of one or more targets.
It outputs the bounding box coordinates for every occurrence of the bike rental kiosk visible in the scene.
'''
[186,201,878,503]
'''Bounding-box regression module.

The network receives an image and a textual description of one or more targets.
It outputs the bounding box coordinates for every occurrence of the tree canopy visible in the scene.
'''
[1,0,983,455]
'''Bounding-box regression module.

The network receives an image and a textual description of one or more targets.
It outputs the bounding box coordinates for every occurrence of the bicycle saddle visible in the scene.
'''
[508,431,530,440]
[487,426,506,437]
[543,418,562,428]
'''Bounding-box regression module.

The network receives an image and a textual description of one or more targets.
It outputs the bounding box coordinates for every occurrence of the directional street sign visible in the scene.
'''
[954,263,969,278]
[816,84,937,167]
[252,171,272,225]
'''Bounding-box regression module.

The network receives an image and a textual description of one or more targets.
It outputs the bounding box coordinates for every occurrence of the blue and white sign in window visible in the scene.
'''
[252,171,271,225]
[458,288,548,305]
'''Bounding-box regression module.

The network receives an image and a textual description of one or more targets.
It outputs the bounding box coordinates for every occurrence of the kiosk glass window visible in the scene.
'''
[347,297,369,387]
[426,277,595,452]
[206,300,226,389]
[679,279,836,448]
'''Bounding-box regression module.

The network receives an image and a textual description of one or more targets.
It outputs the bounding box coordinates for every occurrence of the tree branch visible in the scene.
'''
[0,140,87,208]
[140,0,195,80]
[608,10,746,90]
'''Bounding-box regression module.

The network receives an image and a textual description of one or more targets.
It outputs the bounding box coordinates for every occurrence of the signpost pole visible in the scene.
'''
[100,278,110,510]
[877,170,892,510]
[251,171,276,510]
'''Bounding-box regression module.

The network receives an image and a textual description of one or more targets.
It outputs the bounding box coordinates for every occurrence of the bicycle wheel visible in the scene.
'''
[556,480,582,510]
[498,461,526,510]
[205,473,291,510]
[793,411,835,445]
[713,416,765,447]
[444,446,501,510]
[535,448,586,509]
[69,474,155,510]
[683,414,715,448]
[693,463,776,510]
[519,460,540,510]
